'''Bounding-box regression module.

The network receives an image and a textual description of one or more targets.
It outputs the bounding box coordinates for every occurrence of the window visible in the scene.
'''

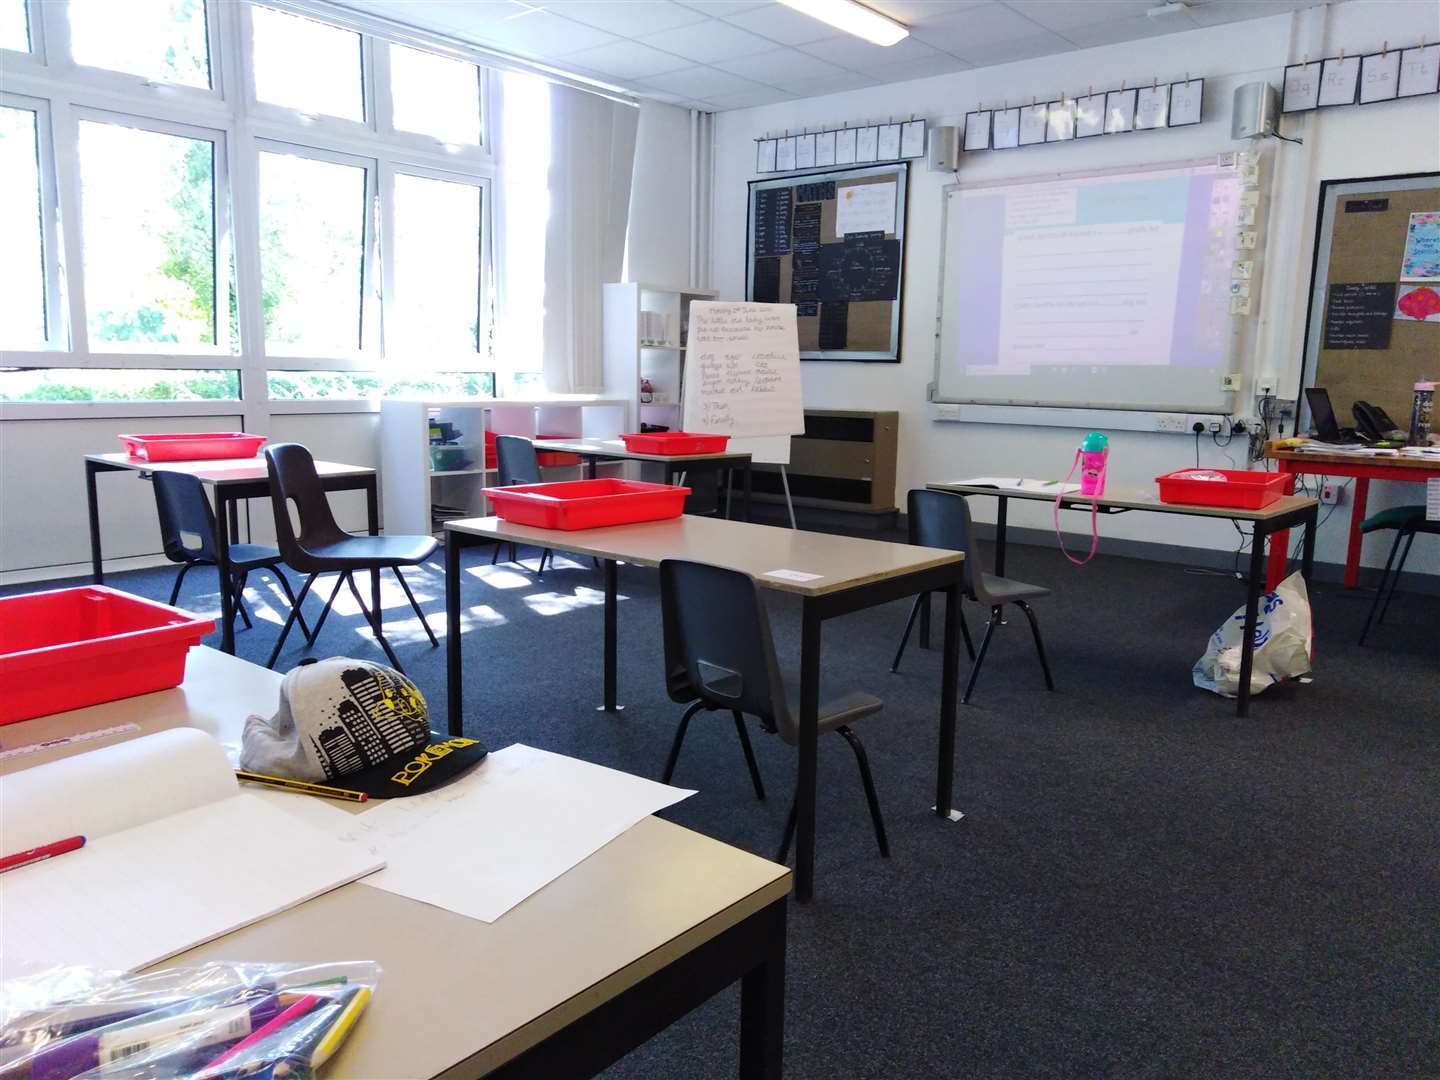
[266,370,494,400]
[67,0,211,88]
[0,105,46,347]
[250,6,363,121]
[1,0,29,52]
[78,119,224,350]
[389,173,483,357]
[389,44,481,145]
[258,149,369,354]
[0,367,240,401]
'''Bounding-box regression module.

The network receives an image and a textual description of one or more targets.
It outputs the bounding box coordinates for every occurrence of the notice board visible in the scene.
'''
[1302,173,1440,428]
[746,162,907,362]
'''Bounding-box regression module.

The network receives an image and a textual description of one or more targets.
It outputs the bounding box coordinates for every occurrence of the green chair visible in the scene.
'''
[1358,505,1440,645]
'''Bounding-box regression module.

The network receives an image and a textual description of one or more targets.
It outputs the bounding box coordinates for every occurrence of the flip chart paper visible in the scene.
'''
[684,301,804,438]
[836,181,896,236]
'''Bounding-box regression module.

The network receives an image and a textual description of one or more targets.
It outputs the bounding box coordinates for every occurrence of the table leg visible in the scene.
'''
[918,593,931,650]
[795,601,821,904]
[366,476,381,617]
[1300,504,1318,583]
[85,460,104,584]
[743,460,753,522]
[994,495,1009,577]
[1265,467,1295,590]
[227,498,241,544]
[935,581,962,821]
[446,531,463,737]
[586,455,598,480]
[599,558,622,712]
[1236,532,1267,718]
[216,490,238,655]
[738,898,787,1080]
[1344,477,1369,589]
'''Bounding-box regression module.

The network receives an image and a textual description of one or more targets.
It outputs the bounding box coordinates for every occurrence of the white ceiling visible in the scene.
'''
[338,0,1330,111]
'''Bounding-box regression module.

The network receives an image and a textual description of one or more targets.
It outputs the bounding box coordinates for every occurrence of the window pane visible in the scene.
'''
[390,45,481,145]
[1,0,29,51]
[259,152,367,353]
[251,7,363,122]
[79,121,219,349]
[266,370,494,400]
[68,0,210,88]
[0,368,239,402]
[0,106,45,347]
[391,174,481,356]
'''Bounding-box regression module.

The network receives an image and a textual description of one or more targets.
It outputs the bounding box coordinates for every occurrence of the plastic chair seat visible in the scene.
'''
[226,543,285,569]
[304,534,439,570]
[974,572,1050,604]
[1360,505,1430,533]
[780,687,883,743]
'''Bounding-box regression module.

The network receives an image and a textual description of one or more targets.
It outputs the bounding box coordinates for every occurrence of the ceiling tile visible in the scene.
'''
[959,29,1072,64]
[640,64,768,97]
[770,69,879,96]
[538,0,707,37]
[864,51,972,82]
[713,47,848,83]
[640,18,777,62]
[1061,13,1197,47]
[799,33,943,73]
[470,8,620,56]
[1007,0,1157,32]
[673,0,768,16]
[1185,0,1309,27]
[703,85,799,109]
[333,0,537,36]
[863,0,991,27]
[562,39,692,79]
[722,4,839,45]
[912,4,1049,50]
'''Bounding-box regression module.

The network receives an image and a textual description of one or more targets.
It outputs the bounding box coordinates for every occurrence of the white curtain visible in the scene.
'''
[541,86,639,393]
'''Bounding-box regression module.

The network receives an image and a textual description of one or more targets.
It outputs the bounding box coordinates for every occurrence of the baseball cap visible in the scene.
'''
[241,658,487,798]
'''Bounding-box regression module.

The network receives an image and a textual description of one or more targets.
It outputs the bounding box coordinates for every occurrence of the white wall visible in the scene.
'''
[711,1,1440,578]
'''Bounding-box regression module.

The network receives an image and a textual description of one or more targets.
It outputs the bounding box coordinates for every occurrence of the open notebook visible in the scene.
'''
[0,729,383,977]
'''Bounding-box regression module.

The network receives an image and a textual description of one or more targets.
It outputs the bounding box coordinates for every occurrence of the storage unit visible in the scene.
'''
[750,410,899,516]
[602,282,718,435]
[379,398,628,537]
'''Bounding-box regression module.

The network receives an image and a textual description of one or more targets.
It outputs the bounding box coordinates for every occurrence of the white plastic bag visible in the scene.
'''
[1193,571,1313,698]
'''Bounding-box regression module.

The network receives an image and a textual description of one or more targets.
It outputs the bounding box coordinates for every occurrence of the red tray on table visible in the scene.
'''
[119,432,266,462]
[1155,469,1289,510]
[482,479,690,530]
[619,432,730,455]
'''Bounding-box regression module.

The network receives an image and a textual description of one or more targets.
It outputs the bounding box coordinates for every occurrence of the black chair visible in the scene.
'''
[892,488,1054,704]
[1358,504,1440,645]
[491,435,553,578]
[152,470,311,642]
[658,558,889,866]
[263,443,438,672]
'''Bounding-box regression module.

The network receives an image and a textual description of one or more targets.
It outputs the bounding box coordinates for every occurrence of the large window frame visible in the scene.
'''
[0,0,500,423]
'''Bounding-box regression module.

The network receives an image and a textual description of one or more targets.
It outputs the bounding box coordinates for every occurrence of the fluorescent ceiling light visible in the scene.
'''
[778,0,909,47]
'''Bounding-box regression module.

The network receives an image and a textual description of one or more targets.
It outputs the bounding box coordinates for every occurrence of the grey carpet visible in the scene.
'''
[12,536,1437,1079]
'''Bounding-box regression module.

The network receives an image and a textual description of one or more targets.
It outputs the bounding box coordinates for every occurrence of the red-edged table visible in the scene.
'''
[1264,443,1440,590]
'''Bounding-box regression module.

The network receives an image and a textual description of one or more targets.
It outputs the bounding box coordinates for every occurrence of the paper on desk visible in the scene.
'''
[949,477,1080,494]
[1427,478,1439,522]
[349,744,694,923]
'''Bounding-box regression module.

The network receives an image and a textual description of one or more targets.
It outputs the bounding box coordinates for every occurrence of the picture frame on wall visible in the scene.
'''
[1317,55,1361,106]
[1045,99,1075,141]
[992,107,1021,149]
[963,110,991,151]
[1104,88,1136,132]
[1018,102,1048,145]
[1168,78,1204,125]
[1282,62,1322,111]
[1359,51,1402,103]
[1074,93,1106,137]
[1397,43,1440,97]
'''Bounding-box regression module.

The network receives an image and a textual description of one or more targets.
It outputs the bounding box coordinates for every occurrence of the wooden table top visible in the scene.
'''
[532,438,750,463]
[1266,445,1440,473]
[85,452,373,484]
[447,514,963,597]
[2,645,790,1079]
[928,480,1318,523]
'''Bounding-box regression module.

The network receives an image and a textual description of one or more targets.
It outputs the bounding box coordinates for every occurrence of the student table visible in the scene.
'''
[927,482,1320,718]
[1264,445,1440,590]
[83,452,376,654]
[1,645,791,1079]
[532,437,754,520]
[445,514,967,904]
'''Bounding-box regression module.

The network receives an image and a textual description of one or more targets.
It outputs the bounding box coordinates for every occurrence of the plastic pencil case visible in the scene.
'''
[619,432,730,455]
[0,586,215,724]
[119,433,266,462]
[482,479,690,530]
[1155,469,1289,510]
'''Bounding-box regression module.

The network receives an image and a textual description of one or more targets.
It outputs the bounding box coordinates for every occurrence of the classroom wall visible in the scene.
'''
[711,1,1440,581]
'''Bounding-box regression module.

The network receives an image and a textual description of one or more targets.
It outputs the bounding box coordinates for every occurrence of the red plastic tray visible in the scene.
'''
[619,432,730,455]
[0,586,215,725]
[119,432,266,462]
[482,479,691,531]
[1155,469,1289,510]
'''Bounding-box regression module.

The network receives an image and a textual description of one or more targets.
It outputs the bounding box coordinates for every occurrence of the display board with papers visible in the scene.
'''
[683,301,804,446]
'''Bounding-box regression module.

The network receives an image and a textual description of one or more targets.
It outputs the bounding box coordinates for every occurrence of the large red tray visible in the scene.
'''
[483,479,691,531]
[119,432,266,462]
[0,586,215,724]
[619,432,730,455]
[1155,469,1289,510]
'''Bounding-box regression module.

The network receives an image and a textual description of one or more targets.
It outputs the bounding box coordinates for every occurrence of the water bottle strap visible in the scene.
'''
[1053,451,1101,566]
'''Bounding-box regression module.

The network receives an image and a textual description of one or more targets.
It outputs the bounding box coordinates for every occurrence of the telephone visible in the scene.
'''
[1352,401,1407,443]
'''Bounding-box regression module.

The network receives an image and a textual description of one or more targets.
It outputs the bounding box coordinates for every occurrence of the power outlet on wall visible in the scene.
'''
[1154,414,1190,433]
[1320,481,1344,505]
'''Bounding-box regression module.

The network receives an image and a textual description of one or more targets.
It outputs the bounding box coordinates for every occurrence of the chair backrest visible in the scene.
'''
[659,559,795,739]
[152,471,218,564]
[264,443,348,570]
[908,488,979,595]
[494,435,541,485]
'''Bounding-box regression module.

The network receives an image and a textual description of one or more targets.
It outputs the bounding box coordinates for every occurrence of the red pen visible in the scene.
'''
[0,835,85,873]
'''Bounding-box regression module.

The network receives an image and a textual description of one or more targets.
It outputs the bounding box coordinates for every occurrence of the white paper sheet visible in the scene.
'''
[1283,63,1321,111]
[1135,84,1169,129]
[949,477,1080,494]
[900,120,926,158]
[835,181,896,236]
[992,107,1020,149]
[763,569,823,582]
[1427,478,1439,522]
[834,127,857,164]
[855,126,878,161]
[964,111,991,151]
[1019,103,1048,144]
[877,123,901,160]
[352,745,693,923]
[1104,89,1136,133]
[1318,55,1360,106]
[683,301,804,439]
[815,130,836,167]
[1398,43,1440,97]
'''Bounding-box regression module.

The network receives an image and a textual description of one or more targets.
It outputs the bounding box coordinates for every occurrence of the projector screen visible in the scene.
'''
[934,161,1250,412]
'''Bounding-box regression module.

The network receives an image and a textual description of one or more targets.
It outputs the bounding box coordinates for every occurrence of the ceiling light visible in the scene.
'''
[1145,1,1191,16]
[778,0,909,47]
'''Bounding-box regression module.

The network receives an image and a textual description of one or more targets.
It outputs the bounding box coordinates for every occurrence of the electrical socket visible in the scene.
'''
[1320,481,1344,505]
[934,403,963,421]
[1222,373,1242,392]
[1256,379,1277,397]
[1154,414,1190,433]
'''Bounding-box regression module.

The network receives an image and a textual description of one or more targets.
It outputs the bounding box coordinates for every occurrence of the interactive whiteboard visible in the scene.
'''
[933,159,1255,412]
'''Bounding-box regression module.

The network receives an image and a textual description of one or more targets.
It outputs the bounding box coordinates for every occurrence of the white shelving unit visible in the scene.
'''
[379,397,628,537]
[602,282,717,434]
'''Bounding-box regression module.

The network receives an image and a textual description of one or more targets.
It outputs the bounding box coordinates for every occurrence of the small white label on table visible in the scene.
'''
[1427,478,1440,522]
[764,569,823,583]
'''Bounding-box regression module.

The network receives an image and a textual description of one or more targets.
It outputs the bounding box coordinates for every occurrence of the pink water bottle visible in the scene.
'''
[1078,431,1109,496]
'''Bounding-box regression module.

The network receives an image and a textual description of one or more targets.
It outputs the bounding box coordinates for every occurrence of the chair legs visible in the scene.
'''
[892,592,976,674]
[232,571,254,631]
[777,798,798,865]
[168,562,193,607]
[964,606,1003,704]
[307,573,348,645]
[1016,600,1055,691]
[836,725,889,858]
[270,569,313,643]
[266,572,319,669]
[1360,528,1415,645]
[391,566,439,647]
[1377,530,1417,625]
[661,701,704,784]
[732,710,766,801]
[344,571,404,671]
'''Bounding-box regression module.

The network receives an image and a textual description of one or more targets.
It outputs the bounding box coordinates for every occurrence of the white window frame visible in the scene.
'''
[373,39,489,160]
[239,1,373,136]
[37,0,224,101]
[1,0,44,66]
[0,91,64,350]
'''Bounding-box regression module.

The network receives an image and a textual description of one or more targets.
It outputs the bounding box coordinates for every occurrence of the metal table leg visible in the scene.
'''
[86,460,105,584]
[599,558,622,712]
[794,600,821,903]
[935,581,963,821]
[738,898,787,1080]
[366,475,381,619]
[1235,532,1267,718]
[446,529,465,736]
[216,489,238,655]
[994,495,1010,577]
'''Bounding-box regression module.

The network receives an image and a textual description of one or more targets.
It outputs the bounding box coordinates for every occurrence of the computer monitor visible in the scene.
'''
[1306,387,1342,441]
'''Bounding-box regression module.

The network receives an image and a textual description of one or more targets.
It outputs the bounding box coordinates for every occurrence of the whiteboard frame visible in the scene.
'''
[745,161,907,363]
[931,155,1250,414]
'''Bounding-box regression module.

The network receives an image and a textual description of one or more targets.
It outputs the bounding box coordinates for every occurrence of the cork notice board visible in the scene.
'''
[746,162,907,362]
[1302,173,1440,428]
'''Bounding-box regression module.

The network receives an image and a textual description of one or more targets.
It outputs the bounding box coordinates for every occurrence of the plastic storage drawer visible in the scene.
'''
[482,479,690,530]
